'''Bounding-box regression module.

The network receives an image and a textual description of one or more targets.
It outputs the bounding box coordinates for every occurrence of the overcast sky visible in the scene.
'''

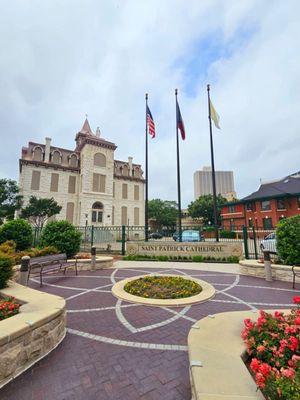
[0,0,299,207]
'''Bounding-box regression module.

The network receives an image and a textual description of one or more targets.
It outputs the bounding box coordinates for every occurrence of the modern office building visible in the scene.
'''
[194,166,236,201]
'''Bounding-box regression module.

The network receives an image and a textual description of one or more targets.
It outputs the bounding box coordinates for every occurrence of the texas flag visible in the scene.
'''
[176,99,186,140]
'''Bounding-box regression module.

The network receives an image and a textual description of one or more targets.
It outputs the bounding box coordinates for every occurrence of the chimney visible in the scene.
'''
[128,156,133,176]
[45,137,51,162]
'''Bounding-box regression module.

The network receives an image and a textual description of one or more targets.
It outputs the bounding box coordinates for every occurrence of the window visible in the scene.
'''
[121,206,127,225]
[50,173,59,192]
[68,176,76,194]
[66,202,74,223]
[31,170,41,190]
[134,207,139,225]
[69,154,78,167]
[33,147,43,161]
[122,183,128,199]
[246,202,255,211]
[112,206,115,225]
[228,205,236,213]
[94,153,106,167]
[91,202,103,223]
[52,150,61,164]
[134,185,139,201]
[277,198,286,210]
[92,173,106,192]
[122,165,129,176]
[261,200,271,211]
[263,217,273,229]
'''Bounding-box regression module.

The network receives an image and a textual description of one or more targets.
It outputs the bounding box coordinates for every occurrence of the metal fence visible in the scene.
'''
[32,224,275,259]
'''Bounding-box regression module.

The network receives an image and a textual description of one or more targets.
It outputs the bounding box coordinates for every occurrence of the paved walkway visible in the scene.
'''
[1,262,298,400]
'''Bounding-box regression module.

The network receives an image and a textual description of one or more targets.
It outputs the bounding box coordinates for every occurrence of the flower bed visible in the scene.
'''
[0,296,20,320]
[124,275,202,299]
[242,297,300,399]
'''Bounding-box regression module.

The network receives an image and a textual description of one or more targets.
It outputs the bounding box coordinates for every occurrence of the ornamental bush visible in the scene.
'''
[242,298,300,399]
[0,297,20,320]
[0,219,33,251]
[0,256,14,289]
[276,215,300,265]
[40,220,81,258]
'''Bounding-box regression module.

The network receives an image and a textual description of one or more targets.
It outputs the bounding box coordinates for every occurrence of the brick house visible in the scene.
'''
[220,172,300,230]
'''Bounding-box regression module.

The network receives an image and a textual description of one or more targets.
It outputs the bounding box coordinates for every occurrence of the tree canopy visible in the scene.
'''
[0,179,23,223]
[148,199,178,228]
[187,194,227,225]
[20,196,62,229]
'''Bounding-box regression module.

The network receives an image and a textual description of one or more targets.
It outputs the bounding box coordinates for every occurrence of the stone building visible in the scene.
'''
[19,119,145,226]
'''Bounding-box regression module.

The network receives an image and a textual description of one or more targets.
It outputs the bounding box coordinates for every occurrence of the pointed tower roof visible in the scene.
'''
[79,118,93,135]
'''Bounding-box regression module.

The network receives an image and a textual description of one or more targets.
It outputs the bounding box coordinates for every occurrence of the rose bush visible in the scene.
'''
[0,297,20,320]
[242,297,300,399]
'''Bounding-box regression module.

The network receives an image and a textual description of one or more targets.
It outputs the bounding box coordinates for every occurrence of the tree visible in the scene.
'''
[276,215,300,265]
[187,194,227,225]
[40,220,81,258]
[0,219,33,250]
[0,179,23,223]
[148,199,178,228]
[20,196,62,229]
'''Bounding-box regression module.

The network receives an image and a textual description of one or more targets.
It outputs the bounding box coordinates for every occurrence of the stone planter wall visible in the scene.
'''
[0,282,66,388]
[239,260,300,284]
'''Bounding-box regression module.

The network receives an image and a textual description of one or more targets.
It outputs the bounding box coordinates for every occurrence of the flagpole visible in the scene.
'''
[207,84,219,242]
[175,89,182,242]
[145,93,149,241]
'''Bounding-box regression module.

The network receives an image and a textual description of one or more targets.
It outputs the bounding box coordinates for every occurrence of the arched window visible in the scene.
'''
[122,165,129,176]
[94,153,106,167]
[33,146,43,161]
[52,150,61,164]
[69,154,78,167]
[92,202,104,223]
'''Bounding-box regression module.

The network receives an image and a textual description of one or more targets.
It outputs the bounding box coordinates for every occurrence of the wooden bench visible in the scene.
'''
[27,253,78,286]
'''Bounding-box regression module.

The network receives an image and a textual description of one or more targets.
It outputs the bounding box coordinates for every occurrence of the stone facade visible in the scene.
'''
[19,119,145,226]
[127,241,243,259]
[0,282,66,388]
[239,260,300,284]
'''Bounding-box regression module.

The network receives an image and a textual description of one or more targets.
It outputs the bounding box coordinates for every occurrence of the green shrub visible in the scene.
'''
[0,256,14,289]
[157,255,169,261]
[40,221,81,258]
[219,230,236,239]
[0,219,33,251]
[192,255,204,262]
[227,255,240,263]
[276,215,300,265]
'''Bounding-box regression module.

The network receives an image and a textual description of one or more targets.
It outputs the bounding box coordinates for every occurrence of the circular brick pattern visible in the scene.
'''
[1,265,297,400]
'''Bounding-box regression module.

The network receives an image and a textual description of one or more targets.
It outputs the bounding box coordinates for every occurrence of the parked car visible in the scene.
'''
[260,232,276,253]
[173,230,205,242]
[149,232,163,239]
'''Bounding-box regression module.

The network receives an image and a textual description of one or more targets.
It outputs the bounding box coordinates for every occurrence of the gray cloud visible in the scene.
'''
[0,0,299,206]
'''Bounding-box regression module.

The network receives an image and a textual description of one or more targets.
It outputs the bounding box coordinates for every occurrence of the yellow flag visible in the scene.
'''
[209,99,220,129]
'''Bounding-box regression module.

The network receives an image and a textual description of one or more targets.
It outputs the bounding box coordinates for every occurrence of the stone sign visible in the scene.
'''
[126,241,243,259]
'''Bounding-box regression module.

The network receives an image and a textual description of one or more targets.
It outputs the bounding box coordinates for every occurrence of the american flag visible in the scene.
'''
[176,99,186,140]
[146,105,156,138]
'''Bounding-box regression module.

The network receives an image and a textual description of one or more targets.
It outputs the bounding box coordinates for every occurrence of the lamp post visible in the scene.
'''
[84,213,88,251]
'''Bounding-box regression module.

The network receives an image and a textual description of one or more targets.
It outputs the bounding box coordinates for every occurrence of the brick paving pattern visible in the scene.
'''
[1,266,298,400]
